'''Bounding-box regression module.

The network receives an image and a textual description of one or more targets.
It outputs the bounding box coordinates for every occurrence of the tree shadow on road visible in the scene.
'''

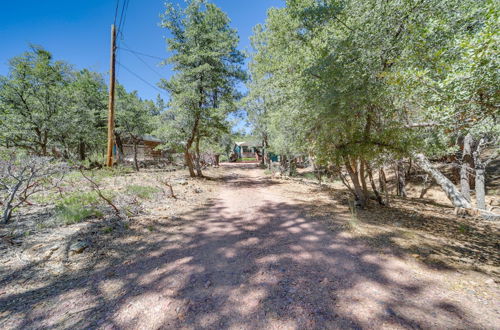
[0,170,493,329]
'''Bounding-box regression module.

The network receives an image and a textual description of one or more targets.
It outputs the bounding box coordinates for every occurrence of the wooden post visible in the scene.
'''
[106,24,117,167]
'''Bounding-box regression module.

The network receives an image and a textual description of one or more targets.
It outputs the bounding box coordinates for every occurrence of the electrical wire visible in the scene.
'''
[117,0,129,36]
[114,0,129,51]
[113,0,120,26]
[119,41,165,78]
[116,60,166,95]
[118,46,165,61]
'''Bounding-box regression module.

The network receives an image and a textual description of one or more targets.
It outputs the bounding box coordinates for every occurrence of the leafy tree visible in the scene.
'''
[0,47,109,162]
[247,0,498,210]
[391,0,499,209]
[62,69,108,160]
[158,0,245,177]
[115,85,155,171]
[0,46,72,156]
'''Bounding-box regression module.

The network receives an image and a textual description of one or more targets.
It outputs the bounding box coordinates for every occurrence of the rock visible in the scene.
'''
[50,264,66,275]
[70,241,89,254]
[25,243,62,261]
[48,244,60,252]
[194,188,203,193]
[175,179,188,186]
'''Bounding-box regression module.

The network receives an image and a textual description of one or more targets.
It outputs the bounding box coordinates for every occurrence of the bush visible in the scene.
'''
[125,185,161,199]
[301,172,317,181]
[55,191,104,225]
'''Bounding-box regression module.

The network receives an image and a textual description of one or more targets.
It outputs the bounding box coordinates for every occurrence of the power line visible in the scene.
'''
[116,60,166,95]
[118,46,165,61]
[113,0,120,26]
[119,41,165,78]
[117,0,129,36]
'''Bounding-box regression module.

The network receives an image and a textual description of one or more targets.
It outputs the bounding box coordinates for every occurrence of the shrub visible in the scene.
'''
[302,172,317,181]
[126,185,161,199]
[55,191,105,225]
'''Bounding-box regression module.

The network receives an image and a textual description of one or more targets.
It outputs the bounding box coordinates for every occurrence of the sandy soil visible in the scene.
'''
[0,163,499,329]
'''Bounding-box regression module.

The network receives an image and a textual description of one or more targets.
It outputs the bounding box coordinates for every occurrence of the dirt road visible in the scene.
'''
[1,164,499,329]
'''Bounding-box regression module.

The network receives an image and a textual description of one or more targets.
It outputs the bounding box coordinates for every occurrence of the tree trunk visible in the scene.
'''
[379,168,386,193]
[184,149,196,177]
[39,132,49,156]
[194,135,203,177]
[344,157,367,208]
[419,174,431,199]
[460,133,474,202]
[280,155,287,175]
[379,168,390,206]
[396,159,407,197]
[133,140,139,171]
[406,158,413,177]
[115,133,124,164]
[475,166,486,210]
[414,153,471,209]
[366,163,384,205]
[2,180,23,224]
[359,160,369,200]
[289,158,297,176]
[78,140,86,161]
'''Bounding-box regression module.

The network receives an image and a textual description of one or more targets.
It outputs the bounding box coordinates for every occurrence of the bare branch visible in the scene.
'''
[78,169,121,216]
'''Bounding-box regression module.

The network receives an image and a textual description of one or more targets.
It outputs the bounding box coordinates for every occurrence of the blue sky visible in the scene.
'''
[0,0,282,103]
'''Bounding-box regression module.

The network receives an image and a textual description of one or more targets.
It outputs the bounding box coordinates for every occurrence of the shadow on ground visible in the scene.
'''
[0,166,495,329]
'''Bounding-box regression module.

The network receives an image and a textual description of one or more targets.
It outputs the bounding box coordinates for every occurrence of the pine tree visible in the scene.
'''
[158,0,245,177]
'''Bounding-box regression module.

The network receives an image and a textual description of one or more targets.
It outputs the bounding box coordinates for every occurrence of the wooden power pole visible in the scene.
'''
[106,24,117,167]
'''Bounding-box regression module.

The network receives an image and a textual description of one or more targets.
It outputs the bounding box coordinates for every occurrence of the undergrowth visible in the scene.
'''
[126,185,161,199]
[55,191,110,225]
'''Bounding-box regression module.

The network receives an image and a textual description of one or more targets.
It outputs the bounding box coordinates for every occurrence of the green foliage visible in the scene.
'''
[247,0,499,164]
[115,84,155,144]
[0,47,108,160]
[65,166,133,184]
[125,185,161,199]
[0,46,72,155]
[156,0,245,175]
[55,191,104,225]
[102,226,114,234]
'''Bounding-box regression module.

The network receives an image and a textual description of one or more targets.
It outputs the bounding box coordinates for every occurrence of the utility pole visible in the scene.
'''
[106,24,117,167]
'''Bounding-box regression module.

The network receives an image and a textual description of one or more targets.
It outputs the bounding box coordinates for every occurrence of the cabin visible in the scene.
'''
[233,141,263,160]
[117,135,168,161]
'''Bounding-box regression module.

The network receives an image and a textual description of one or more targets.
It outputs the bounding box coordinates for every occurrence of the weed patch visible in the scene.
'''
[55,191,107,225]
[126,185,161,199]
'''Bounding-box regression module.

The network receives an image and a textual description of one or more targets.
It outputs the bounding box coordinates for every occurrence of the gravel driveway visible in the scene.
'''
[1,163,498,329]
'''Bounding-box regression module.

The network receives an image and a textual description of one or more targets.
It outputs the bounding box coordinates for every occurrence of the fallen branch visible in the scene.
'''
[163,181,177,199]
[79,169,120,216]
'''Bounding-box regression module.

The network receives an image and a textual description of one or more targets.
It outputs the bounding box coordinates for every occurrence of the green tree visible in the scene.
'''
[0,46,72,156]
[62,69,108,161]
[115,85,155,171]
[247,0,498,209]
[158,0,245,177]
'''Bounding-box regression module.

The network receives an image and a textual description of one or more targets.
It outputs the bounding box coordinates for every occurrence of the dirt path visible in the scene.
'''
[1,164,499,329]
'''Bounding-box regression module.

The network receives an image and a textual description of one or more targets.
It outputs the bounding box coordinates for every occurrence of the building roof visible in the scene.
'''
[235,141,261,147]
[142,135,163,143]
